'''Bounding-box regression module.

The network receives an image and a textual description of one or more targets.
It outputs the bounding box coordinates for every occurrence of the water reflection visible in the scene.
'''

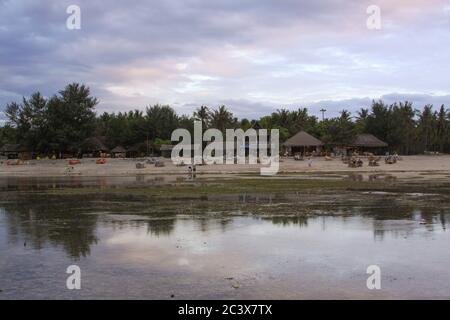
[0,175,186,191]
[0,202,98,259]
[1,187,450,299]
[0,191,448,260]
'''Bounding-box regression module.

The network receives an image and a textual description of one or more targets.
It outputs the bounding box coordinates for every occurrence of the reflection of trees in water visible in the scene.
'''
[0,195,99,260]
[361,199,449,240]
[0,176,111,191]
[102,211,233,236]
[218,217,232,232]
[358,201,415,220]
[419,206,447,232]
[439,212,447,231]
[262,195,449,239]
[2,189,448,259]
[100,218,177,237]
[146,218,175,236]
[262,215,308,227]
[193,217,233,233]
[163,199,234,233]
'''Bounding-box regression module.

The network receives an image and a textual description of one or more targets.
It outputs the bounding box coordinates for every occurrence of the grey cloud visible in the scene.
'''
[1,0,450,119]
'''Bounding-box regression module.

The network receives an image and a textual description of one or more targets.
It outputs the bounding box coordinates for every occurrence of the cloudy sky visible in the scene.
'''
[1,0,450,119]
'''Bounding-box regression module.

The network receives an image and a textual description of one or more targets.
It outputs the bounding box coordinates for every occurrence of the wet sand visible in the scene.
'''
[1,155,450,181]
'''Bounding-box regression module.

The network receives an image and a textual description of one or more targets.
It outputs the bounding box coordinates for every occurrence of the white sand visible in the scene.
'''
[1,155,450,180]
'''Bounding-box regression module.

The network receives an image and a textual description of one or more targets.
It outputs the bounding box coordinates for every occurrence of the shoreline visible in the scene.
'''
[0,155,449,180]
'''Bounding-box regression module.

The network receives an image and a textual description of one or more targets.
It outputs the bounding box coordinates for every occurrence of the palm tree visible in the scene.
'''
[396,101,416,154]
[289,108,312,134]
[436,104,448,153]
[416,105,436,152]
[193,105,210,130]
[337,109,356,144]
[272,109,290,129]
[209,105,235,133]
[355,108,369,133]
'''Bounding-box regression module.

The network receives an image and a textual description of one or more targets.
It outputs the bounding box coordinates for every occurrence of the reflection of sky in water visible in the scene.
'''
[1,199,450,299]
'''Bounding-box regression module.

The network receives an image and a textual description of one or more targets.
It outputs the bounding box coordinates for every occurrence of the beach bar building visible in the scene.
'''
[0,144,29,160]
[282,131,324,156]
[81,137,108,158]
[111,146,127,158]
[350,134,388,154]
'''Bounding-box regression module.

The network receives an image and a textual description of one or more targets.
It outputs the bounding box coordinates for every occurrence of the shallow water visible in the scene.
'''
[0,176,449,299]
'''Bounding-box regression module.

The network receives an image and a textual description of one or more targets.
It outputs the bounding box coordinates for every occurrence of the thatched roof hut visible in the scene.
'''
[111,146,126,153]
[283,131,324,147]
[0,144,29,159]
[282,131,324,155]
[111,146,127,158]
[82,137,108,152]
[0,144,26,153]
[352,134,388,148]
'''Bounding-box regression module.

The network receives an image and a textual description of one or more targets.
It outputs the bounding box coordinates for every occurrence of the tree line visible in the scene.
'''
[1,83,449,155]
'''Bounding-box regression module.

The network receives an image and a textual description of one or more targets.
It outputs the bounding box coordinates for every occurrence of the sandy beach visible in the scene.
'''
[1,155,449,180]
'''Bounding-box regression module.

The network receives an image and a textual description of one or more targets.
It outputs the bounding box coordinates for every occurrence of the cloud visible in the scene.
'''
[1,0,450,119]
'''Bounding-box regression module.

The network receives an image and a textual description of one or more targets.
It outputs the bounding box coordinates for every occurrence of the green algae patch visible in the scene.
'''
[34,177,392,199]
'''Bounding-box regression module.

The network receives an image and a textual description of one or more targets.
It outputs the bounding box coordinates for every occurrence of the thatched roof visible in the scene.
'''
[82,137,108,151]
[0,144,26,152]
[111,146,126,153]
[283,131,323,147]
[352,134,388,148]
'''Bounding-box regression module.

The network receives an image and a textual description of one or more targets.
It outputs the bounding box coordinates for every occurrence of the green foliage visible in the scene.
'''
[0,124,16,145]
[315,110,356,146]
[4,84,97,153]
[153,138,171,146]
[209,105,237,133]
[193,106,210,130]
[145,104,179,140]
[2,83,450,155]
[353,100,450,154]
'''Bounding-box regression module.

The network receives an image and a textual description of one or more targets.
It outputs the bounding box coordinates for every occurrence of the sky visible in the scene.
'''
[1,0,450,120]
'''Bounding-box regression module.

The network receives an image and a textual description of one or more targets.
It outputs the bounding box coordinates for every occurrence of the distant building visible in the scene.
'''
[111,146,127,158]
[282,131,324,155]
[81,137,108,158]
[0,144,30,160]
[350,134,388,154]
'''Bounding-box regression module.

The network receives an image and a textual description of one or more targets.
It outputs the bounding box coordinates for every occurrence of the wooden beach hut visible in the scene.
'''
[351,134,388,155]
[0,144,30,160]
[282,131,324,156]
[111,146,127,158]
[81,137,108,158]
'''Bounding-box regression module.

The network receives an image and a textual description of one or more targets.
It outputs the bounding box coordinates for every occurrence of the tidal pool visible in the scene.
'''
[0,176,449,299]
